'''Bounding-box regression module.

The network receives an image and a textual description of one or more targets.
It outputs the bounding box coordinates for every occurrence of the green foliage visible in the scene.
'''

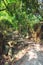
[0,0,42,34]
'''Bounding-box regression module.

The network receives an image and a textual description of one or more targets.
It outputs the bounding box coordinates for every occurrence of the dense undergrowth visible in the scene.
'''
[0,0,43,34]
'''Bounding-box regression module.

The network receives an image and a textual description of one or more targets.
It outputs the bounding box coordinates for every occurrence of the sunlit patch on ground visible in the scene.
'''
[28,49,37,61]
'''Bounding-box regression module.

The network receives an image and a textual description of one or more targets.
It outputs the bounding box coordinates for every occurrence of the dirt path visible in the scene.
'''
[14,43,43,65]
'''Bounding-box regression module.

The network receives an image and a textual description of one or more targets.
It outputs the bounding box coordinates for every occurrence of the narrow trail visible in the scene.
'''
[14,43,43,65]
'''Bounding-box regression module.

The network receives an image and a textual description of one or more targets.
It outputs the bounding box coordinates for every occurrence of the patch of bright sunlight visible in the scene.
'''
[28,49,37,61]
